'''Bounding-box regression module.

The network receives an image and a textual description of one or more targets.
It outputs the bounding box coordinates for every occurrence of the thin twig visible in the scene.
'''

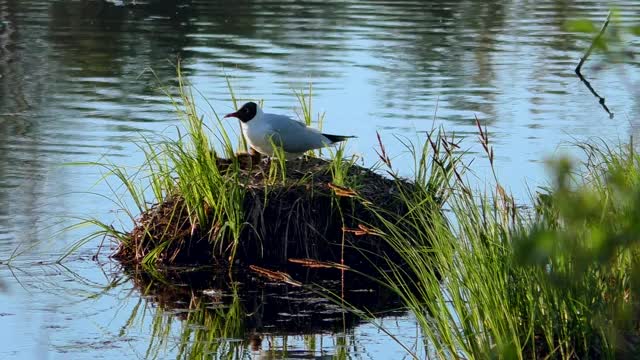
[575,11,612,74]
[575,11,614,119]
[576,74,614,118]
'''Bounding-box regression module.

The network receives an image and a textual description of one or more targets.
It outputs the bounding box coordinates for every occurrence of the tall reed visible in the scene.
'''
[363,131,640,358]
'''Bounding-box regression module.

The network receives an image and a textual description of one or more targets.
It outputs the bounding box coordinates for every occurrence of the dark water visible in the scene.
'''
[0,0,639,358]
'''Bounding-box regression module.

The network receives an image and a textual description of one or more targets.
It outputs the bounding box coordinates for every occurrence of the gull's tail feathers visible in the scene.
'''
[322,133,356,143]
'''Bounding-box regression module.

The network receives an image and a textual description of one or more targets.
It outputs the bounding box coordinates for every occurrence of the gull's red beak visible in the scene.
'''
[224,111,238,119]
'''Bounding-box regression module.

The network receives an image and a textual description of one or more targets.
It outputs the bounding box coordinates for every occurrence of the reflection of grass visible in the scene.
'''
[116,266,390,359]
[175,285,246,359]
[127,270,247,360]
[363,132,640,358]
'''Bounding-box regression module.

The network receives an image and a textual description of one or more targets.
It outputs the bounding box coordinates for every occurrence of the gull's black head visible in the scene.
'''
[224,102,258,123]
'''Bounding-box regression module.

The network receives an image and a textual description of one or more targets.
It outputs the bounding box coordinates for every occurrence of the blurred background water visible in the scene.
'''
[0,0,638,358]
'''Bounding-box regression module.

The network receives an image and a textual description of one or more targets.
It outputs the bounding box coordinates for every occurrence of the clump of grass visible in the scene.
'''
[106,70,248,265]
[327,142,360,188]
[64,71,256,264]
[362,130,640,358]
[294,84,326,158]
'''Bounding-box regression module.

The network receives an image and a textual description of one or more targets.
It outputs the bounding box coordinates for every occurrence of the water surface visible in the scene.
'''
[0,0,639,358]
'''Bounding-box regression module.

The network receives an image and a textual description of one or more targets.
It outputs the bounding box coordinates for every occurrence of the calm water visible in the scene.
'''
[1,0,639,358]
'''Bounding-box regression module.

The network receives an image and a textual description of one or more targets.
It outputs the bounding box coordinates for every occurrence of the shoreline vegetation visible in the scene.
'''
[76,72,640,359]
[370,137,640,359]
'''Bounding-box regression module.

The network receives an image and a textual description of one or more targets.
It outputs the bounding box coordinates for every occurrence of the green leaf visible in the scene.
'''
[630,25,640,36]
[565,19,597,33]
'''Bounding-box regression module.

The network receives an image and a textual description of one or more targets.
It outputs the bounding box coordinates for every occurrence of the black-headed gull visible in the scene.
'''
[224,102,354,158]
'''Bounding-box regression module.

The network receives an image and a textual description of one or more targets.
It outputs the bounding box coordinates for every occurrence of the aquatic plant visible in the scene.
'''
[361,128,640,358]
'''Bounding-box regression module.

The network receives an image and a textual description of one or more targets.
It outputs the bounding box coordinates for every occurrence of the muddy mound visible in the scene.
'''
[114,155,416,270]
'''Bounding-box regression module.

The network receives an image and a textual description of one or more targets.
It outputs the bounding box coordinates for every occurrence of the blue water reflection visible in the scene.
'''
[0,0,638,358]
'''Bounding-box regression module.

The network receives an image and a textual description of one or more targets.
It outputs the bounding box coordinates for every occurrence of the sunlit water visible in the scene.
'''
[0,0,639,358]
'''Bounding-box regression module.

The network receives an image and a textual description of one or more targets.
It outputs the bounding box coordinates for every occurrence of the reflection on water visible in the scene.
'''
[121,265,404,358]
[0,259,415,359]
[0,0,639,358]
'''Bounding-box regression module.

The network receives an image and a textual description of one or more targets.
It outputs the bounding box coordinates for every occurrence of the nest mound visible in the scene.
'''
[114,154,413,269]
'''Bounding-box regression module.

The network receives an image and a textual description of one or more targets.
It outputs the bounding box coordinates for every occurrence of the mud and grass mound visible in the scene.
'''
[114,154,417,269]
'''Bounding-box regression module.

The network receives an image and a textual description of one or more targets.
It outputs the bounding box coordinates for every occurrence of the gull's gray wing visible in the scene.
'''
[263,113,327,153]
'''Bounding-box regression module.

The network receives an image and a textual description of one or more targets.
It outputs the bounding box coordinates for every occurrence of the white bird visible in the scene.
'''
[224,102,354,158]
